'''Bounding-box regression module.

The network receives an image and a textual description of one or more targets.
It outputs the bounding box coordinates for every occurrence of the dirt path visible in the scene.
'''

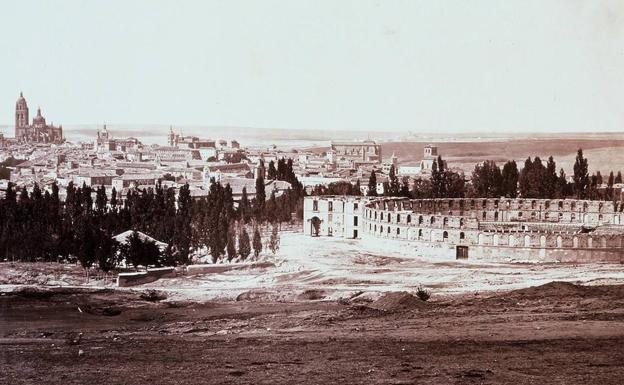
[1,283,624,384]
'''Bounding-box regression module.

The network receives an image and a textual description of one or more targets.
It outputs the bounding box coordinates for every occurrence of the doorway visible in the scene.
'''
[456,245,469,260]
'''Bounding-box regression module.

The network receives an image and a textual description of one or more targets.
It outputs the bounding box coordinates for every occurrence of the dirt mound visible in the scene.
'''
[507,281,591,299]
[78,304,122,316]
[236,289,275,302]
[296,289,326,301]
[369,291,428,311]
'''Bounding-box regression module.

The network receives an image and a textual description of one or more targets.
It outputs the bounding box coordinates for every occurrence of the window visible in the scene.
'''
[443,231,448,240]
[397,228,400,235]
[381,212,384,220]
[313,200,318,211]
[353,216,358,226]
[443,217,448,227]
[328,201,333,212]
[387,227,391,233]
[354,203,358,210]
[418,229,423,238]
[407,215,411,224]
[460,232,465,240]
[397,214,401,223]
[430,216,435,225]
[419,216,423,225]
[482,211,487,220]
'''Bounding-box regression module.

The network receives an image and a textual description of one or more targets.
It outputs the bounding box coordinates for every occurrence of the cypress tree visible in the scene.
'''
[367,170,378,197]
[573,149,589,199]
[238,224,251,260]
[252,226,262,258]
[226,222,237,262]
[255,175,266,221]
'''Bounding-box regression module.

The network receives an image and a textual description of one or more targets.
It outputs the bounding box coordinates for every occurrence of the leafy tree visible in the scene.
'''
[471,160,503,198]
[400,176,411,197]
[501,160,519,198]
[77,221,97,281]
[96,233,120,278]
[268,223,280,255]
[411,178,433,199]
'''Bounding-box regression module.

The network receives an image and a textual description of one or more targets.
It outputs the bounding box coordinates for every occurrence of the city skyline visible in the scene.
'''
[1,0,622,133]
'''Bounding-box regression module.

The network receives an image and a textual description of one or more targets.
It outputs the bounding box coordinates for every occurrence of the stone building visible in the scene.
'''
[304,196,624,263]
[420,144,445,173]
[329,140,382,166]
[14,93,63,143]
[303,196,367,239]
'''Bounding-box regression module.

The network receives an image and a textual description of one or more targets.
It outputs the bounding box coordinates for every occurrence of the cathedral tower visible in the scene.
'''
[15,92,29,137]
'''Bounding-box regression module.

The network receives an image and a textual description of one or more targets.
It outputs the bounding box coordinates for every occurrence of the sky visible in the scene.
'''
[0,0,622,134]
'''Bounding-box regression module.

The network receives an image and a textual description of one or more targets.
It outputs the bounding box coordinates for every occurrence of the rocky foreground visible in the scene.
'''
[1,283,624,384]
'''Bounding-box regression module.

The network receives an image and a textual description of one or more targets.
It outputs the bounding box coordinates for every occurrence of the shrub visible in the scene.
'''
[416,286,431,301]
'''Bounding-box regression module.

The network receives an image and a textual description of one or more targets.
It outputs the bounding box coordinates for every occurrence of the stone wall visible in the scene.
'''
[361,197,624,263]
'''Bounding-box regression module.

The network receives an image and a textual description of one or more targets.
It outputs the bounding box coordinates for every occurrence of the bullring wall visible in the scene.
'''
[360,197,624,263]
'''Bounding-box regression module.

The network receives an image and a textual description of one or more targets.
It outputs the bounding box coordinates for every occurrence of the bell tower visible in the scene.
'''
[15,92,29,137]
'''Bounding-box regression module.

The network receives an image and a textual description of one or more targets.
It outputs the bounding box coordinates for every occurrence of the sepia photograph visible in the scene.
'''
[1,1,623,384]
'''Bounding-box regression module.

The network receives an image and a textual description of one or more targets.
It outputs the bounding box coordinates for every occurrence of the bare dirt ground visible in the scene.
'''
[2,233,624,384]
[1,282,624,385]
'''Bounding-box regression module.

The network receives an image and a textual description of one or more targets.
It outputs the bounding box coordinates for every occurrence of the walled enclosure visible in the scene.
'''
[304,196,624,263]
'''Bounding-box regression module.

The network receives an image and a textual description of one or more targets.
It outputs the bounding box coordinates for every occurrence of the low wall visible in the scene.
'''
[185,262,275,276]
[117,267,176,287]
[470,245,624,263]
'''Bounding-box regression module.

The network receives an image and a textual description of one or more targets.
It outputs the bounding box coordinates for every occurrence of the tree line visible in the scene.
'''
[315,149,622,202]
[472,149,622,201]
[0,157,306,268]
[366,155,467,199]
